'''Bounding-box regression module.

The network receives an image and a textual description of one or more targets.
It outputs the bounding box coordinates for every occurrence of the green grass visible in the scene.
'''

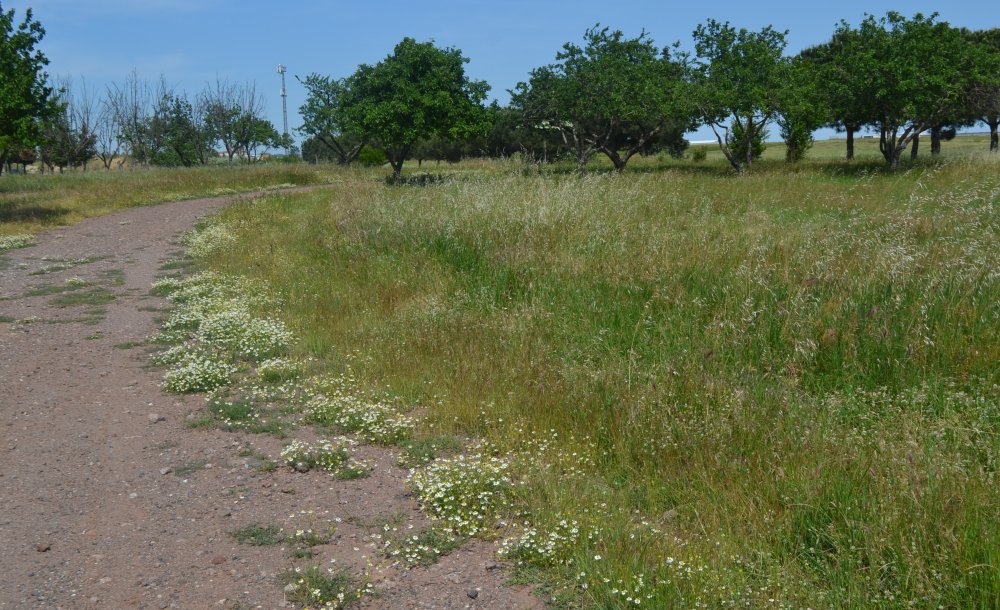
[49,287,115,306]
[230,523,285,546]
[194,150,1000,608]
[0,163,331,236]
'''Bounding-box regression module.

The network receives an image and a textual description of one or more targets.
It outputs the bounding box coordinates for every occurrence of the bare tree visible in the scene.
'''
[107,70,151,167]
[94,93,122,170]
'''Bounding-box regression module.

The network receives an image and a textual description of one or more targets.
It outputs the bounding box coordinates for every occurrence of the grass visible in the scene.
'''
[231,523,285,546]
[0,162,332,236]
[173,459,208,477]
[49,286,115,306]
[280,565,364,609]
[192,146,1000,608]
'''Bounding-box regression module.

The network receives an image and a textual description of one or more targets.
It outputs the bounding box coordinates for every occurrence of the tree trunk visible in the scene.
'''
[910,132,920,160]
[600,147,627,173]
[930,125,942,155]
[990,119,999,152]
[846,125,855,160]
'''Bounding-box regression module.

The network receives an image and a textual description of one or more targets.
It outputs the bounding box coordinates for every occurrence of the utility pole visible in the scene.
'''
[277,64,289,155]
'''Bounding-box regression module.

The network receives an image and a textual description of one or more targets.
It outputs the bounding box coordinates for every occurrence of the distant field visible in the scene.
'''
[193,154,1000,607]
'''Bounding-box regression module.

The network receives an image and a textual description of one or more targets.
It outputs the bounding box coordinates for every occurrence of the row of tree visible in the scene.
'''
[1,4,288,174]
[299,12,1000,174]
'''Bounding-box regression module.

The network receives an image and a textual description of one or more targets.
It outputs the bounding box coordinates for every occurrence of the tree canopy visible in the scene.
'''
[692,20,789,173]
[0,3,58,172]
[341,37,489,175]
[512,25,694,173]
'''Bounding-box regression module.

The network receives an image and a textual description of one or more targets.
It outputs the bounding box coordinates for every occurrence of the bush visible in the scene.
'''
[356,146,387,168]
[729,120,766,162]
[690,147,708,163]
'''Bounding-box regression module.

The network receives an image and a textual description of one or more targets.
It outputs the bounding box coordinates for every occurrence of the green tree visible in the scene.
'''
[692,20,788,173]
[341,37,489,176]
[776,55,830,162]
[967,28,1000,152]
[0,3,58,174]
[297,73,364,165]
[512,26,694,173]
[801,30,875,160]
[836,13,982,170]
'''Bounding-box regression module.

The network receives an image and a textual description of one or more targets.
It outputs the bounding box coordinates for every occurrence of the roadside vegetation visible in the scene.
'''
[168,148,1000,608]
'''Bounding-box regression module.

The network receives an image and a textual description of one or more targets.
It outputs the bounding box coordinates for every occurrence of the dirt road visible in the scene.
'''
[0,193,539,609]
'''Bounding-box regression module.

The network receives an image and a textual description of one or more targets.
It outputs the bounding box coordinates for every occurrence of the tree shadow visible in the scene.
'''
[0,202,70,224]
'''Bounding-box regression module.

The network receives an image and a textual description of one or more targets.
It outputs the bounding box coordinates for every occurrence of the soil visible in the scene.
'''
[0,192,542,610]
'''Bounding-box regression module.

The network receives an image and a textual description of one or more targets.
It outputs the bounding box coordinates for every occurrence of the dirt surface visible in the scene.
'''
[0,193,541,610]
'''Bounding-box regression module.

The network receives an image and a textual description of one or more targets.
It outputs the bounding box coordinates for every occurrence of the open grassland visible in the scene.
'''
[0,163,331,237]
[195,150,1000,608]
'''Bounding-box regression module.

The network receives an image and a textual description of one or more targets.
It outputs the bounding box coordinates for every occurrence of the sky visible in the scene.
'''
[4,0,999,144]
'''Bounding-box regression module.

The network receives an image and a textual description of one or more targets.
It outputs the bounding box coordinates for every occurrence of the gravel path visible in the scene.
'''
[0,193,540,609]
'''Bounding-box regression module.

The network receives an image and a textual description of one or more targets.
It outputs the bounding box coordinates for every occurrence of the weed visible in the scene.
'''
[231,524,285,546]
[399,435,465,468]
[173,460,207,477]
[280,565,365,609]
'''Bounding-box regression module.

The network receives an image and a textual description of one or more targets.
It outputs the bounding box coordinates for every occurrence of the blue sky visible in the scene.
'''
[4,0,998,144]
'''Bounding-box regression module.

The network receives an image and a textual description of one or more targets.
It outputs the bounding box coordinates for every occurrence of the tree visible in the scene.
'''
[692,20,789,173]
[107,70,153,166]
[776,55,830,162]
[835,13,981,170]
[801,30,875,160]
[297,73,364,165]
[93,95,122,170]
[341,37,489,175]
[201,78,266,166]
[512,26,694,173]
[967,29,1000,152]
[0,3,58,175]
[39,79,96,173]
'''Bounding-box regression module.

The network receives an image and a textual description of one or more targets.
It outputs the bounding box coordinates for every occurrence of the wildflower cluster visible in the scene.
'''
[161,353,237,393]
[257,357,305,383]
[0,234,35,253]
[198,308,291,360]
[150,272,291,394]
[180,222,236,258]
[307,395,414,444]
[499,515,594,567]
[280,438,367,478]
[374,526,462,568]
[408,452,512,537]
[282,565,365,610]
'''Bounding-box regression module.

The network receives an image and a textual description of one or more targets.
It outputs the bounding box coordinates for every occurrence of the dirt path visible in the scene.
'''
[0,193,540,609]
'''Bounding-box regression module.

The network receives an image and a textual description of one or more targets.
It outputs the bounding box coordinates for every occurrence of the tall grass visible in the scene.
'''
[171,154,1000,606]
[0,163,331,236]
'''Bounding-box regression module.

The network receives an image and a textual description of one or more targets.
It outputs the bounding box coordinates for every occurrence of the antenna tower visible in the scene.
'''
[277,64,290,155]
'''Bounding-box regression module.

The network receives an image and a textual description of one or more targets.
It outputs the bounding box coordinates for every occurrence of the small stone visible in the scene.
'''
[283,583,298,594]
[148,413,165,423]
[160,467,172,475]
[211,555,226,565]
[484,561,499,570]
[467,589,479,599]
[129,492,138,499]
[35,542,51,552]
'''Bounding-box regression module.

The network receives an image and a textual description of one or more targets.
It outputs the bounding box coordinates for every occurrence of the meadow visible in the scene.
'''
[4,138,1000,607]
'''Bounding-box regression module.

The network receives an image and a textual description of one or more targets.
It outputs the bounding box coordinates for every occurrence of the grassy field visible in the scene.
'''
[6,140,999,607]
[0,163,332,237]
[186,144,1000,607]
